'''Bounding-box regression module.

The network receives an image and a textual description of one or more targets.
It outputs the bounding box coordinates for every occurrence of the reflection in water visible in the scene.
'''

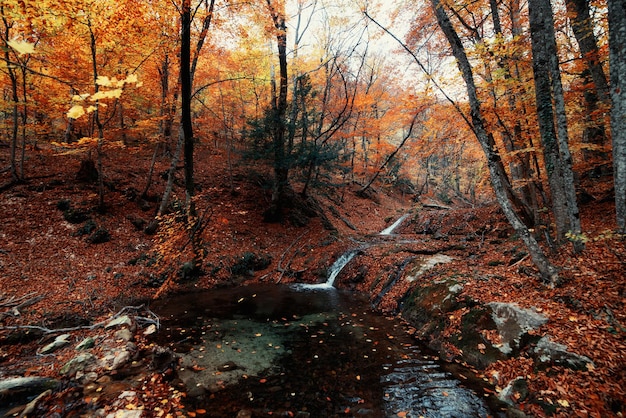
[151,285,498,417]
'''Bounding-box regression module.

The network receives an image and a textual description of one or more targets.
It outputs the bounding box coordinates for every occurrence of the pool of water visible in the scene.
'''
[150,284,500,417]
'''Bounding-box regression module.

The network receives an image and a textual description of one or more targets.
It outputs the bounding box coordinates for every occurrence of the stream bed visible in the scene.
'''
[150,284,501,417]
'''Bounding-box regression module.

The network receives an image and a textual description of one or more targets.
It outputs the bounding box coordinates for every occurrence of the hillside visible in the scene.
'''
[0,143,624,417]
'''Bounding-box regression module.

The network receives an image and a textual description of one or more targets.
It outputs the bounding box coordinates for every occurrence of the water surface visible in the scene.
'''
[151,284,496,417]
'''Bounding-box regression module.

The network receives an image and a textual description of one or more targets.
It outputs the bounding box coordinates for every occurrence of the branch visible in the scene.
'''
[360,110,421,194]
[0,305,160,335]
[362,10,474,132]
[0,293,45,319]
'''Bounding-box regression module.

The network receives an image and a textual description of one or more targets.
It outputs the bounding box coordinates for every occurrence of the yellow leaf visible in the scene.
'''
[557,399,570,407]
[96,76,112,87]
[124,73,138,84]
[86,105,97,114]
[72,93,90,102]
[8,39,35,55]
[91,89,123,101]
[67,105,85,119]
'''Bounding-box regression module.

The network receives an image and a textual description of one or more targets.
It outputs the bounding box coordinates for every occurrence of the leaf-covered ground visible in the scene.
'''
[1,143,624,417]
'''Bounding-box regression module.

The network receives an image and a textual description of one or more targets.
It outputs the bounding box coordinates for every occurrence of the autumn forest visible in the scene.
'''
[1,0,625,416]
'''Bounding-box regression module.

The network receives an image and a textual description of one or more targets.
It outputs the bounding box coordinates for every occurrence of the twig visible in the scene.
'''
[276,231,308,283]
[0,293,45,319]
[0,305,160,334]
[509,254,530,268]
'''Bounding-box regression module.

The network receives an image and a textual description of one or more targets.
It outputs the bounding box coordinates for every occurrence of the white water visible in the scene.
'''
[292,250,357,290]
[379,213,410,236]
[294,213,410,290]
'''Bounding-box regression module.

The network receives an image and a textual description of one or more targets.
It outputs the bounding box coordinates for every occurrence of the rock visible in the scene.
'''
[111,349,132,370]
[532,335,595,370]
[0,376,58,397]
[60,352,98,376]
[75,371,98,384]
[142,324,157,336]
[87,227,111,244]
[115,328,133,342]
[498,377,529,406]
[106,315,132,329]
[76,336,95,350]
[40,333,71,354]
[487,302,548,354]
[105,410,143,418]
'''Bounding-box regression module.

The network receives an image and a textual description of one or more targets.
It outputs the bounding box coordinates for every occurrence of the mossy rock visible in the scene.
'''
[400,279,463,331]
[450,306,506,369]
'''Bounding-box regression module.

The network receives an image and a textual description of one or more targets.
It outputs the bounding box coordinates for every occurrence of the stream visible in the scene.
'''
[149,213,501,417]
[151,285,497,417]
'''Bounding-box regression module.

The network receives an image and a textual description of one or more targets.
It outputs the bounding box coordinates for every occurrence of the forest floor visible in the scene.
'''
[0,142,624,417]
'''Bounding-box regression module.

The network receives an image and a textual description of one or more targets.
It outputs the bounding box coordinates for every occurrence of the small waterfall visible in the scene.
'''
[380,213,410,236]
[292,250,357,290]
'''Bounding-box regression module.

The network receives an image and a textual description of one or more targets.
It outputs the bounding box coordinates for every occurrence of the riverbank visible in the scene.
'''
[1,144,624,416]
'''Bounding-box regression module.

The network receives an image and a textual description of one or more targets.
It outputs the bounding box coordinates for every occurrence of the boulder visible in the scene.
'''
[106,315,132,329]
[0,376,58,398]
[40,333,71,354]
[60,352,98,376]
[531,336,595,370]
[487,302,548,354]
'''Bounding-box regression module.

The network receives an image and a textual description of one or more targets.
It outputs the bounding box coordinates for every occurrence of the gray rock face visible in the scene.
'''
[60,352,98,376]
[40,333,71,354]
[532,336,595,370]
[0,376,57,395]
[76,337,96,350]
[497,377,529,406]
[487,302,548,354]
[105,315,132,329]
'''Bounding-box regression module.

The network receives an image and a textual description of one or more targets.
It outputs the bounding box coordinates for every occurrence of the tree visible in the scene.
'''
[566,0,610,160]
[528,0,583,252]
[264,0,290,221]
[429,0,560,284]
[608,0,626,233]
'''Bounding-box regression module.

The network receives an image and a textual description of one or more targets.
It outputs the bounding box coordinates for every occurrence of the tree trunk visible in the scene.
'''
[181,0,195,218]
[2,11,19,183]
[529,0,583,252]
[88,18,105,210]
[566,0,609,160]
[265,0,290,221]
[608,0,626,233]
[431,0,560,284]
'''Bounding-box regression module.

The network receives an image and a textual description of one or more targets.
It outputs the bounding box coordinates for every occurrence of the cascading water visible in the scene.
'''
[379,213,410,235]
[292,250,358,290]
[293,213,411,290]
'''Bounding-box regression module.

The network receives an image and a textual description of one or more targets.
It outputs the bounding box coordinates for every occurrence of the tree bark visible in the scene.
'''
[265,0,290,221]
[431,0,560,284]
[181,0,195,218]
[566,0,609,159]
[529,0,584,252]
[88,17,106,210]
[608,0,626,233]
